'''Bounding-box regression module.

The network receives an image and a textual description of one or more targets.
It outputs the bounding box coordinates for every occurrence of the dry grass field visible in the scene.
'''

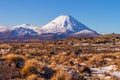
[0,34,120,80]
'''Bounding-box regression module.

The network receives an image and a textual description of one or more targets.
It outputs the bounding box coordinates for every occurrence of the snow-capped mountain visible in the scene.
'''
[11,24,38,32]
[10,24,38,36]
[39,15,94,34]
[0,25,9,32]
[0,15,101,40]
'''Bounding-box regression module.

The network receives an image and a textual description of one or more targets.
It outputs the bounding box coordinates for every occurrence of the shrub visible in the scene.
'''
[21,59,45,76]
[2,54,25,68]
[21,59,39,75]
[51,67,73,80]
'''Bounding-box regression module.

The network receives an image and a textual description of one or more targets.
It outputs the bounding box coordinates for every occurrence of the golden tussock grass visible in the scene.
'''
[21,59,45,75]
[51,67,73,80]
[2,54,25,62]
[1,54,25,68]
[26,74,44,80]
[26,74,38,80]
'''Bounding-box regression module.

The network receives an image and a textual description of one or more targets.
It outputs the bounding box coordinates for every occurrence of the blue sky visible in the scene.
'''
[0,0,120,34]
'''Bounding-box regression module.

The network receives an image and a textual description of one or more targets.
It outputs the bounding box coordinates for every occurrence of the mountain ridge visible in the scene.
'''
[0,15,101,40]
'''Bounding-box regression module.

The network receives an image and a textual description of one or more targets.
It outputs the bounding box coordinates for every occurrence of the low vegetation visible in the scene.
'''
[0,34,120,80]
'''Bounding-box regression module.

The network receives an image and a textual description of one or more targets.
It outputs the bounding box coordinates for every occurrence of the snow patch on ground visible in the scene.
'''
[91,65,120,78]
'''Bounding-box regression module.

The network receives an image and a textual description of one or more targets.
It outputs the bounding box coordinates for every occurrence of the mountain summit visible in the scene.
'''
[39,15,93,34]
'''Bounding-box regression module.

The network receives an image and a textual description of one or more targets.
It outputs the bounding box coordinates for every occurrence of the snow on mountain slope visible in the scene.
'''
[39,15,92,34]
[12,24,38,31]
[0,25,9,32]
[72,29,100,37]
[74,29,95,34]
[10,24,38,36]
[10,27,38,36]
